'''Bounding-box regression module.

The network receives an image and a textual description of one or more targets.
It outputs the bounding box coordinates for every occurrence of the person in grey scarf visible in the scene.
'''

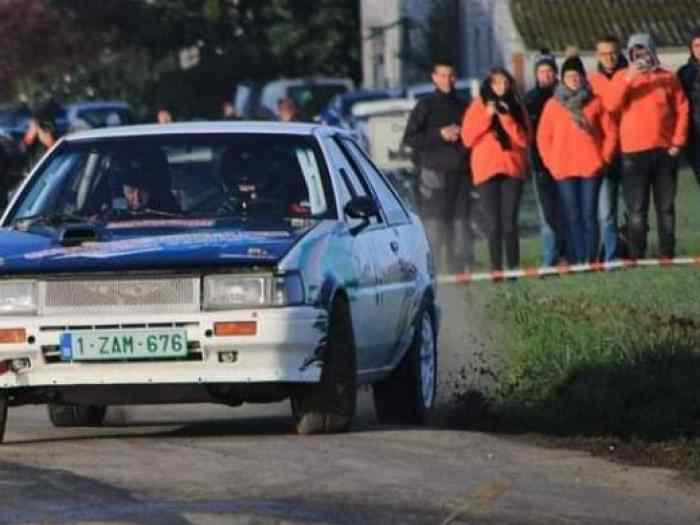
[537,55,618,264]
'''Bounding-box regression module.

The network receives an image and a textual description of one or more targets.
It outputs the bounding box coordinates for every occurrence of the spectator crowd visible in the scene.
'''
[404,31,700,273]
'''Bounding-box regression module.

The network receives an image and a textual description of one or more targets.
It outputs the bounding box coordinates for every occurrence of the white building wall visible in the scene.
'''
[360,0,431,89]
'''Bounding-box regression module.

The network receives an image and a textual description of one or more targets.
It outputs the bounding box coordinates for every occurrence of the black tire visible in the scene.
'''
[373,301,437,425]
[0,392,7,443]
[48,404,107,427]
[291,296,357,435]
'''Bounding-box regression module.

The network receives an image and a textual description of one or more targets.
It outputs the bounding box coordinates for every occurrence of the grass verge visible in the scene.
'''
[459,266,700,478]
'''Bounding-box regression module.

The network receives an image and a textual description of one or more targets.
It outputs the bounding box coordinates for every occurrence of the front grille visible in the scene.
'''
[40,277,200,315]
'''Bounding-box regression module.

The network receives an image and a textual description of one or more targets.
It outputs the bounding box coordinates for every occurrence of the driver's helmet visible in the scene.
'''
[107,148,176,212]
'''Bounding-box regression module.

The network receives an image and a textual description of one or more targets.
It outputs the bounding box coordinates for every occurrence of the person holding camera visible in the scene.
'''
[461,67,529,271]
[603,33,689,259]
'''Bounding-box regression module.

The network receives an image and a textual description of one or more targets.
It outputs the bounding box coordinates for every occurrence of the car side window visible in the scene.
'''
[339,138,411,226]
[323,138,380,226]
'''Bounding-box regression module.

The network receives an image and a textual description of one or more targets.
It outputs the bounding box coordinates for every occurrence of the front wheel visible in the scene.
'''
[290,296,357,434]
[48,404,107,427]
[373,303,438,425]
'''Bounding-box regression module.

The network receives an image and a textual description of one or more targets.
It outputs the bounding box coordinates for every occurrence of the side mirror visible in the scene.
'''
[344,195,379,220]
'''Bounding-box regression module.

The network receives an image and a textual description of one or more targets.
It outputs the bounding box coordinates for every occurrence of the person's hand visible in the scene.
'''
[626,61,643,81]
[668,146,681,157]
[440,124,460,142]
[486,101,497,116]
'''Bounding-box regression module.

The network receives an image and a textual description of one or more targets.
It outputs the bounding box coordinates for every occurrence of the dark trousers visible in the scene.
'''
[686,141,700,188]
[621,148,678,258]
[476,175,523,271]
[418,168,474,273]
[598,155,622,261]
[557,176,602,264]
[533,169,566,266]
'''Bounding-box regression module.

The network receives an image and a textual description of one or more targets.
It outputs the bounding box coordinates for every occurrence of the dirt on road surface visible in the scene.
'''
[1,286,699,524]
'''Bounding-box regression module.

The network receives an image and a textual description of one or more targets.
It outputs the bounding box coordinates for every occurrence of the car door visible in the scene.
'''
[322,137,390,373]
[338,137,419,366]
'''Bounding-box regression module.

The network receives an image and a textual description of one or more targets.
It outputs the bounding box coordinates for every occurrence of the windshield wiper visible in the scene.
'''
[12,211,90,230]
[112,208,187,219]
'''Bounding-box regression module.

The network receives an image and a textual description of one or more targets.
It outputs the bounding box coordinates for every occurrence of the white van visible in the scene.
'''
[259,78,354,121]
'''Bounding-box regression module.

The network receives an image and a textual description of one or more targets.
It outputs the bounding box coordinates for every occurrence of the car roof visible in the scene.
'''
[65,101,131,110]
[64,121,337,141]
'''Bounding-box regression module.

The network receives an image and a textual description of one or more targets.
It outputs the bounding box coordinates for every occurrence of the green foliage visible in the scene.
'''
[5,0,361,118]
[482,267,700,440]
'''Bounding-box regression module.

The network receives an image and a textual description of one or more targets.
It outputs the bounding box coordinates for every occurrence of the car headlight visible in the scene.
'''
[203,273,304,310]
[0,281,37,315]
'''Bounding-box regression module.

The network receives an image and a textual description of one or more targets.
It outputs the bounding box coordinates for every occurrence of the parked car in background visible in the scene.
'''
[63,101,135,133]
[319,89,398,129]
[258,78,354,121]
[351,98,418,207]
[405,79,478,104]
[233,83,263,120]
[0,121,439,440]
[0,103,32,144]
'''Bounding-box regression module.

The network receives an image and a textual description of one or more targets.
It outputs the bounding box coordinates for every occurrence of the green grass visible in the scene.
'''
[487,267,699,435]
[469,168,700,270]
[455,169,700,478]
[462,267,700,476]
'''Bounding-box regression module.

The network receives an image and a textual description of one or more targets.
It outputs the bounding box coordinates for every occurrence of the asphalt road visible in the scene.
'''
[0,287,698,525]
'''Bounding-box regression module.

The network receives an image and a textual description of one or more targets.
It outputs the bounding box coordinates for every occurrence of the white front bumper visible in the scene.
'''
[0,306,325,389]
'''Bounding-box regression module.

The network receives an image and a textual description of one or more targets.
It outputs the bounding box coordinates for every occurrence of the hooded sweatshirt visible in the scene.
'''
[604,33,689,154]
[677,30,700,143]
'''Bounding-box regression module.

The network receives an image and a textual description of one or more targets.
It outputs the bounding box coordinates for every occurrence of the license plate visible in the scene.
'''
[59,329,188,361]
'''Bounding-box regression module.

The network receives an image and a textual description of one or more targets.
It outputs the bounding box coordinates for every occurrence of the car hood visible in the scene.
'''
[0,219,319,275]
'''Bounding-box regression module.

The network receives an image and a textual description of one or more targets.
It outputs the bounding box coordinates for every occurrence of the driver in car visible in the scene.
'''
[109,155,181,215]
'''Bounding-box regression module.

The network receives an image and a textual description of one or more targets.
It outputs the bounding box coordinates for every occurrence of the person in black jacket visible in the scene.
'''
[403,59,471,274]
[678,29,700,189]
[524,50,565,266]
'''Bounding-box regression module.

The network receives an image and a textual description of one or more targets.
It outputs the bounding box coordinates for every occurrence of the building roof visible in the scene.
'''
[510,0,700,52]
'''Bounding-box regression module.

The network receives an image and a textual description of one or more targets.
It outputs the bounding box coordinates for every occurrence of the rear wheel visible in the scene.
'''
[48,404,107,427]
[0,392,8,443]
[373,302,437,425]
[291,296,357,434]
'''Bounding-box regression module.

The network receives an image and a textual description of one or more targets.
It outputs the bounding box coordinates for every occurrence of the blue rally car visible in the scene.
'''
[0,122,439,439]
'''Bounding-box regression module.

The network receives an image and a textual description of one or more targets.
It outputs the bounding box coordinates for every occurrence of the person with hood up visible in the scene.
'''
[462,67,529,271]
[525,50,566,266]
[677,29,700,189]
[589,35,628,261]
[538,56,618,264]
[603,33,689,259]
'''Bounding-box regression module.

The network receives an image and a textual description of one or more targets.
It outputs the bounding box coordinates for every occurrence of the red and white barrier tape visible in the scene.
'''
[437,256,700,284]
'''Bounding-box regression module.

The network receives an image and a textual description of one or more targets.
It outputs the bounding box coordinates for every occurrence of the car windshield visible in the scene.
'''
[75,107,134,128]
[289,85,348,117]
[7,133,335,225]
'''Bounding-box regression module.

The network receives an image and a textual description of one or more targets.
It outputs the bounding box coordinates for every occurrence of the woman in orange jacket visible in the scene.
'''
[462,67,529,271]
[537,56,618,264]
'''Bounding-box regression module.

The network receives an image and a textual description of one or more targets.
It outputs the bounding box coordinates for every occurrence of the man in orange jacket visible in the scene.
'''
[603,33,689,259]
[589,35,627,261]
